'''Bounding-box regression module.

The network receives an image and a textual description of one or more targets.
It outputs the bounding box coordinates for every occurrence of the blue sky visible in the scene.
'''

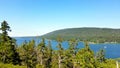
[0,0,120,36]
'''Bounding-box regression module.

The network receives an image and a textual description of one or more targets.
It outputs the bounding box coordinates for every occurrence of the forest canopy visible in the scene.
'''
[0,21,119,68]
[41,28,120,43]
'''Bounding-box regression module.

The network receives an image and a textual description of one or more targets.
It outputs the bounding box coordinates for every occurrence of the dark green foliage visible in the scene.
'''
[36,38,52,68]
[0,21,11,42]
[76,42,97,68]
[37,38,45,65]
[41,28,120,43]
[66,39,78,68]
[45,40,52,68]
[0,21,118,68]
[57,37,65,68]
[96,49,106,63]
[18,40,37,68]
[0,21,20,64]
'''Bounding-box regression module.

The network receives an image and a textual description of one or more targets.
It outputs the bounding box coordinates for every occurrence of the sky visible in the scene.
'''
[0,0,120,37]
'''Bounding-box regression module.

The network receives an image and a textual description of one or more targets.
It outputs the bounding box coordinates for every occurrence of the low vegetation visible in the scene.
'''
[0,63,26,68]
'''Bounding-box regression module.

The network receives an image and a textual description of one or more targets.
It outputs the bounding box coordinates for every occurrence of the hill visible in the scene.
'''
[41,27,120,43]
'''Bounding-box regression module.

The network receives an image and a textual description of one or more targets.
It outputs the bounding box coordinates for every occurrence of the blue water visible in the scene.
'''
[14,37,120,59]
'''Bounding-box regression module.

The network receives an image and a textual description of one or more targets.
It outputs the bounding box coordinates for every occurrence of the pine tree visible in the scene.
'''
[19,40,37,68]
[27,40,37,68]
[76,42,96,68]
[0,21,11,42]
[17,41,27,65]
[0,21,20,64]
[45,40,52,68]
[66,39,78,68]
[56,36,66,68]
[96,49,106,63]
[36,38,46,67]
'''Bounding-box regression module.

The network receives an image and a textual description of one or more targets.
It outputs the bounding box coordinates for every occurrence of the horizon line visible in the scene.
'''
[10,27,120,37]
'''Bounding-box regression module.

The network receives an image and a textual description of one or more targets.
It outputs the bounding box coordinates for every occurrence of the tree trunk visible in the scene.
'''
[40,55,43,65]
[73,62,75,68]
[73,54,76,68]
[58,54,61,68]
[116,61,119,68]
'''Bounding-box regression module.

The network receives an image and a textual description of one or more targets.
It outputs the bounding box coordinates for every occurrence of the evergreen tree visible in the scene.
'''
[56,37,66,68]
[19,40,37,68]
[76,42,97,68]
[45,40,52,68]
[0,20,117,68]
[0,21,20,64]
[17,41,27,65]
[36,38,46,67]
[51,50,58,68]
[27,40,37,68]
[66,39,78,68]
[96,49,106,63]
[57,42,63,68]
[0,21,10,42]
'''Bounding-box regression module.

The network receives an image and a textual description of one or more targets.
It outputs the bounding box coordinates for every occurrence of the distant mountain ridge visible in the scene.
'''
[41,27,120,43]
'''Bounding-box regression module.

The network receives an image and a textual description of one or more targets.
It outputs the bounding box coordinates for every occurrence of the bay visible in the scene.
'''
[14,37,120,59]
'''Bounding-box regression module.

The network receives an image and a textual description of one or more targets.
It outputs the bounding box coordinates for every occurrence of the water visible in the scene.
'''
[14,37,120,59]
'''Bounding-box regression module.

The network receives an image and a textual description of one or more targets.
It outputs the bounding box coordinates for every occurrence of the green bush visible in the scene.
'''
[98,59,116,68]
[0,63,26,68]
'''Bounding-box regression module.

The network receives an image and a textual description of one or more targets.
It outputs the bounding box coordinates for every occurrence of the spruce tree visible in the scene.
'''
[68,39,78,68]
[19,40,37,68]
[56,37,66,68]
[46,40,52,68]
[96,49,106,63]
[36,38,46,67]
[0,20,20,64]
[76,42,96,68]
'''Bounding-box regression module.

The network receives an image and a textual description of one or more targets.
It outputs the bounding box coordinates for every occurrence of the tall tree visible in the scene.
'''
[0,21,11,42]
[57,36,66,68]
[0,21,20,64]
[45,40,52,68]
[96,49,106,63]
[76,42,97,68]
[36,38,46,67]
[66,38,78,68]
[19,40,37,68]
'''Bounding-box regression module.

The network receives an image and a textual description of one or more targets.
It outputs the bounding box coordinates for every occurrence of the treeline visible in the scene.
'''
[0,21,118,68]
[42,28,120,43]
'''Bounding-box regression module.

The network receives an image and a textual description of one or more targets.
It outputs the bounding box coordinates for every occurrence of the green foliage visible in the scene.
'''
[36,38,47,67]
[18,40,37,68]
[76,42,97,68]
[98,59,116,68]
[45,40,52,68]
[0,21,20,64]
[65,39,78,68]
[96,49,106,63]
[0,63,26,68]
[0,21,118,68]
[41,28,120,43]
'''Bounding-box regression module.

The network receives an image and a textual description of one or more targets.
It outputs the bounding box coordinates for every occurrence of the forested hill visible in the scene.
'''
[41,28,120,43]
